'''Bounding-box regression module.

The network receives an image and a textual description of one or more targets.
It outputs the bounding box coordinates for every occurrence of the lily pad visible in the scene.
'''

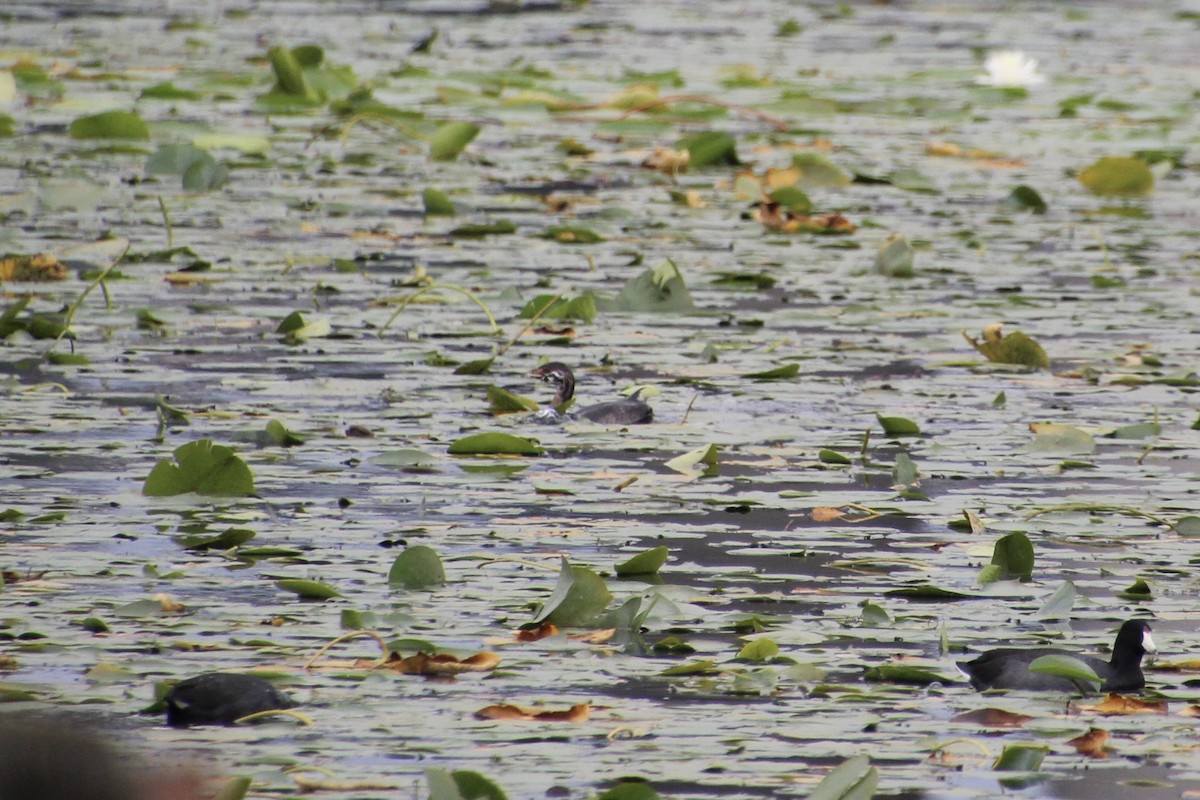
[388,545,446,590]
[533,557,612,628]
[447,432,543,456]
[429,121,481,161]
[1078,156,1153,197]
[614,546,669,576]
[69,110,150,140]
[143,439,255,497]
[664,443,719,478]
[275,578,341,600]
[809,755,877,800]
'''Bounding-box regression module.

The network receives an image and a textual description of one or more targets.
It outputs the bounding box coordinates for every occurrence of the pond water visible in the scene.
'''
[3,1,1200,798]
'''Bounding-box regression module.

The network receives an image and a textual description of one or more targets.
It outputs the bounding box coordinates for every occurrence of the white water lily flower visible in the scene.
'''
[978,50,1046,87]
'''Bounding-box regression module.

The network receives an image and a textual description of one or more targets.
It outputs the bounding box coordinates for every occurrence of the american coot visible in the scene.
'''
[957,619,1155,692]
[165,672,294,727]
[529,363,653,425]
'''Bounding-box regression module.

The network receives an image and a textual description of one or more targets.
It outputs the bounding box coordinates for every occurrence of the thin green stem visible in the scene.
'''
[46,240,131,357]
[378,283,500,336]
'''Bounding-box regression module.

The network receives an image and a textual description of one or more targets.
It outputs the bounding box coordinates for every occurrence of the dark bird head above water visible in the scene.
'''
[529,361,577,408]
[528,362,653,425]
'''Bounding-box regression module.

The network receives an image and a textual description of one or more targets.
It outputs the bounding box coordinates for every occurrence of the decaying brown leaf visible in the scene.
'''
[515,621,559,642]
[475,702,590,722]
[153,593,187,614]
[950,708,1033,728]
[571,628,615,644]
[642,148,689,175]
[811,506,846,522]
[1067,727,1109,758]
[751,202,856,234]
[1077,693,1168,716]
[376,650,500,675]
[0,253,68,282]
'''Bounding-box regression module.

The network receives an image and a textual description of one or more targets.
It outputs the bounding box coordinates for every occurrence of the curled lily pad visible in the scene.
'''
[429,121,481,161]
[69,110,150,140]
[1078,155,1153,197]
[614,546,668,576]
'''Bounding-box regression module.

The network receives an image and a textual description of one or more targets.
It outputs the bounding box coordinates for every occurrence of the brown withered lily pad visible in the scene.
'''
[475,702,591,722]
[371,651,500,676]
[1067,727,1109,758]
[751,202,856,234]
[0,253,68,281]
[950,708,1033,728]
[1076,693,1168,716]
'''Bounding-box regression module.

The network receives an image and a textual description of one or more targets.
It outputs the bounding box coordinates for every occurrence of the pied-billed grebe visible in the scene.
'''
[529,362,653,425]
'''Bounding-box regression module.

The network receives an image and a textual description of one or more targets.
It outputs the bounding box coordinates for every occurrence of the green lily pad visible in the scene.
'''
[486,386,539,414]
[427,768,508,800]
[741,363,800,381]
[981,531,1034,583]
[429,121,481,161]
[1078,155,1153,197]
[809,755,878,800]
[876,414,920,436]
[450,220,517,237]
[541,226,604,244]
[790,152,852,188]
[518,293,597,322]
[603,258,696,314]
[388,545,446,590]
[275,578,341,600]
[664,443,719,478]
[447,432,543,456]
[736,637,779,662]
[818,449,852,465]
[69,110,150,140]
[1028,654,1101,686]
[676,130,738,168]
[143,439,255,497]
[532,557,612,628]
[614,546,669,576]
[993,744,1049,772]
[423,187,456,216]
[864,664,951,685]
[1037,580,1076,619]
[1005,184,1047,213]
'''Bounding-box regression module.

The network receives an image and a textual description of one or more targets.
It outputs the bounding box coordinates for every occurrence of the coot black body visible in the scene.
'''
[529,362,653,425]
[165,672,294,726]
[957,619,1155,692]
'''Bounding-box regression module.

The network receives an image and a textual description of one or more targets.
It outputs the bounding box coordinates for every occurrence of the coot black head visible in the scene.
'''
[165,672,294,727]
[957,619,1155,693]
